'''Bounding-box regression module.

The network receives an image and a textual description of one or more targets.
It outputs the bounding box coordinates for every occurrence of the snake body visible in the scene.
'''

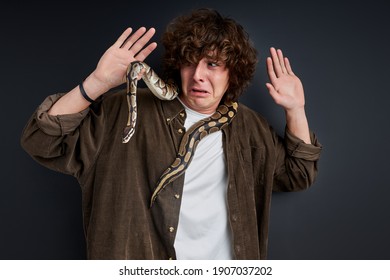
[123,61,178,143]
[122,61,238,207]
[150,100,238,207]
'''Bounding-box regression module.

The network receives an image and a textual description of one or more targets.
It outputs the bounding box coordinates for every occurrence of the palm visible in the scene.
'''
[266,48,305,111]
[93,27,157,90]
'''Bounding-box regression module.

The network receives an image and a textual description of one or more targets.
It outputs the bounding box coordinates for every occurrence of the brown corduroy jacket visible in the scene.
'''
[21,88,322,260]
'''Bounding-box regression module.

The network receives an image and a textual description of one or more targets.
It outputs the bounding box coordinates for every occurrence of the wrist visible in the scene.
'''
[285,106,306,120]
[82,72,112,100]
[285,107,311,144]
[79,82,96,104]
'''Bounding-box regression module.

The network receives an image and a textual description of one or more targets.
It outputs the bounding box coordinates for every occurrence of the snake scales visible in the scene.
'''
[122,61,238,207]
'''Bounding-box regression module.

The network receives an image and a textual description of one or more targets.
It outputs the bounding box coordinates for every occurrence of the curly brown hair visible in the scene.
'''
[161,8,258,102]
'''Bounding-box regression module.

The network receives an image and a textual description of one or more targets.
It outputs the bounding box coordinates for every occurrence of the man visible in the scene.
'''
[21,8,322,259]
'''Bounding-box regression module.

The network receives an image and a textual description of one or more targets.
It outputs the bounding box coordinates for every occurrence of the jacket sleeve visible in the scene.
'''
[20,93,107,180]
[272,127,322,192]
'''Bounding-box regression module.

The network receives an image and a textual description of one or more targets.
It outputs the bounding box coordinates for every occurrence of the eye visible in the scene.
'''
[208,61,219,67]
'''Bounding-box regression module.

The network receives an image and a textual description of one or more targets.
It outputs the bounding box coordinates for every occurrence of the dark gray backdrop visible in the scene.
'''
[1,0,389,259]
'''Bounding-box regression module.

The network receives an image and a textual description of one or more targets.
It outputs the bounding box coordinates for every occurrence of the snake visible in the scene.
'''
[122,61,179,143]
[122,61,238,207]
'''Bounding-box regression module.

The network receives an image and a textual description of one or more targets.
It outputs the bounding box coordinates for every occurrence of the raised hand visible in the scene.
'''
[265,47,311,144]
[266,47,305,112]
[92,27,157,92]
[48,27,157,116]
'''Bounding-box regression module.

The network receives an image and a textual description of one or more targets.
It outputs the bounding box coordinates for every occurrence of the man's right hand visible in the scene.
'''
[88,27,158,96]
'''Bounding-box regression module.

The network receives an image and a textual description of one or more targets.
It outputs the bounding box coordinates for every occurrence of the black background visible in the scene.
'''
[1,0,389,259]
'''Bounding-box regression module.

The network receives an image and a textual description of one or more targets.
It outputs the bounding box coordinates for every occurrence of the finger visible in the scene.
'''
[269,47,283,77]
[266,82,281,104]
[266,57,278,85]
[284,57,295,75]
[120,26,148,49]
[135,42,158,61]
[129,27,156,55]
[277,49,287,74]
[114,27,133,48]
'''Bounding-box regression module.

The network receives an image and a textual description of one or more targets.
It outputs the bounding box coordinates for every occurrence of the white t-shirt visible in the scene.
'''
[174,99,233,260]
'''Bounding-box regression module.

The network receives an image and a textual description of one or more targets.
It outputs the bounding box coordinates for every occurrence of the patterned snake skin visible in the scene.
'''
[122,61,238,207]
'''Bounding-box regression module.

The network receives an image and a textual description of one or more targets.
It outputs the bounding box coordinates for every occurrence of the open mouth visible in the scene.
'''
[192,88,208,94]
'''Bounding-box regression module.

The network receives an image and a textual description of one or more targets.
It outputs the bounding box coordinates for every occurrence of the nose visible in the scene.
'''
[193,61,206,82]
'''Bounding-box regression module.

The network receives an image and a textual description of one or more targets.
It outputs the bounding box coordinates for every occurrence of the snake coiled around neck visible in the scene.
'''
[123,61,238,207]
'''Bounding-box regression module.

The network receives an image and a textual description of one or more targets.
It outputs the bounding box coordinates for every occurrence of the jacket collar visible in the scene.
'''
[161,97,186,124]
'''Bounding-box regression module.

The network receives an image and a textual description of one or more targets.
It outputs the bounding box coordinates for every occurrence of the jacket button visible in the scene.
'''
[169,226,175,232]
[174,194,180,199]
[180,112,185,118]
[177,128,184,134]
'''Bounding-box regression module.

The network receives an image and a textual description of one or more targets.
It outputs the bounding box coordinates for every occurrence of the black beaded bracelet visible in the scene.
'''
[79,82,96,104]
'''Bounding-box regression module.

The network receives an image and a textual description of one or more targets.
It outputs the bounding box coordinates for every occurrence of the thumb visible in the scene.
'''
[266,83,281,104]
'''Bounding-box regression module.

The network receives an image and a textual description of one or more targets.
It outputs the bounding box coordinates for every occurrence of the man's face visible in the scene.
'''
[179,57,229,114]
